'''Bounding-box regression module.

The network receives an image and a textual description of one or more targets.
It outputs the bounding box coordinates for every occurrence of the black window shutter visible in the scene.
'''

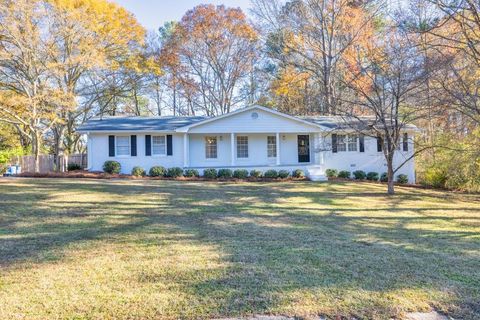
[332,134,337,153]
[359,134,365,152]
[131,135,137,156]
[377,136,383,152]
[145,135,151,156]
[108,135,115,157]
[403,133,408,151]
[167,135,173,156]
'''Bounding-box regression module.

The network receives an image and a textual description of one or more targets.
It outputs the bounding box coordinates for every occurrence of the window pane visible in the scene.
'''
[348,135,358,152]
[267,136,276,157]
[237,136,248,158]
[152,136,166,155]
[337,135,346,152]
[116,136,130,156]
[205,136,217,159]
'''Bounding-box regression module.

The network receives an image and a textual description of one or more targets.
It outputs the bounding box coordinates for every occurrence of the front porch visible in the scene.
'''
[183,132,323,167]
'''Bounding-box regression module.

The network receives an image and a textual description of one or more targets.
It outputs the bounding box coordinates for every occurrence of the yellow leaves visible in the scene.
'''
[271,66,311,97]
[46,0,145,65]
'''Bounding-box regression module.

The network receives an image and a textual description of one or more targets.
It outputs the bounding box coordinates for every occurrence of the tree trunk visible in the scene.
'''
[387,158,395,195]
[53,126,66,172]
[32,131,40,173]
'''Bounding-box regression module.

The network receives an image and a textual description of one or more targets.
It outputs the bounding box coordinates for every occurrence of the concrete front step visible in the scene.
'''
[306,166,328,181]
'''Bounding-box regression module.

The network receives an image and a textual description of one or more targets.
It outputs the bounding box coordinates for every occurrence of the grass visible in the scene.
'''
[0,178,479,320]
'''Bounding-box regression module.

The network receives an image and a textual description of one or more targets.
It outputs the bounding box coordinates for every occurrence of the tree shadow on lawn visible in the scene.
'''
[0,179,479,319]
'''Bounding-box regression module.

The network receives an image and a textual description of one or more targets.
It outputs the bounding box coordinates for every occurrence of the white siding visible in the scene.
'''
[188,108,319,133]
[88,133,184,174]
[322,134,416,183]
[188,133,313,168]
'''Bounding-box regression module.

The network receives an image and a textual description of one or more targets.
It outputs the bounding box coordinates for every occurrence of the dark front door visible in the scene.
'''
[298,135,310,163]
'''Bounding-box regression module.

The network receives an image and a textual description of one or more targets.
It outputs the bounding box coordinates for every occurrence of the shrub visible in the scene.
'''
[131,166,146,177]
[184,169,200,178]
[338,170,351,179]
[264,169,278,179]
[380,172,388,182]
[366,172,379,181]
[353,170,366,180]
[278,170,290,179]
[203,168,217,179]
[217,169,233,179]
[249,169,262,178]
[233,169,249,179]
[166,167,183,178]
[292,169,305,178]
[103,161,121,174]
[149,166,166,177]
[422,167,448,189]
[397,174,409,184]
[325,169,338,178]
[67,163,82,171]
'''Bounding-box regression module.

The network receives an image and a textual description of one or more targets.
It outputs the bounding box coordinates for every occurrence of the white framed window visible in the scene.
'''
[336,134,359,152]
[267,136,277,158]
[205,136,217,159]
[237,136,248,158]
[116,136,130,156]
[337,134,347,152]
[347,135,358,152]
[152,135,166,155]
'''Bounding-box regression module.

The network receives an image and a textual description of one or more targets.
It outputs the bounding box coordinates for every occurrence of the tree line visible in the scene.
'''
[0,0,479,192]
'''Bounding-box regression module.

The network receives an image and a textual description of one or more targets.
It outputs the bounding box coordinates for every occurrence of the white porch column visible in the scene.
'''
[276,132,281,166]
[230,132,235,166]
[87,133,92,171]
[183,133,189,168]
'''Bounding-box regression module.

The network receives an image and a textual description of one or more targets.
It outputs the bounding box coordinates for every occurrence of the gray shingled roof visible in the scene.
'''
[77,116,208,132]
[78,114,417,132]
[302,116,418,131]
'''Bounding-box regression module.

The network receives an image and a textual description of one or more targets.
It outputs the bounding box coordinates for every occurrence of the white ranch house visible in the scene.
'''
[78,106,417,182]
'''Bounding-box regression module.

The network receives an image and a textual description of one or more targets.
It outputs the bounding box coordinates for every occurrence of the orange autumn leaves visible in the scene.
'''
[160,4,260,114]
[269,0,377,112]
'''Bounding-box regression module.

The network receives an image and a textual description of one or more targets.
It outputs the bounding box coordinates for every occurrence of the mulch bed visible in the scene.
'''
[14,171,308,182]
[9,171,469,192]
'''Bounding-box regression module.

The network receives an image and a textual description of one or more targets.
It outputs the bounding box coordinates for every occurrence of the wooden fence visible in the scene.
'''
[11,154,87,173]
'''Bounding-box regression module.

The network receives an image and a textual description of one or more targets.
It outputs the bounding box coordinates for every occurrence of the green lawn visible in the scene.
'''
[0,178,479,319]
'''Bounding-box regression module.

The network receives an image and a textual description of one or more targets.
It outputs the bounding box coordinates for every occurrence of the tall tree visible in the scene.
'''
[253,0,378,115]
[161,5,259,116]
[46,0,145,167]
[340,26,434,194]
[0,0,69,171]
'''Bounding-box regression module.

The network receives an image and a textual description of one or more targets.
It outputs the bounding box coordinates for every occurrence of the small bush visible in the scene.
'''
[250,169,262,178]
[67,163,82,171]
[397,174,409,184]
[325,169,338,178]
[166,167,183,178]
[233,169,249,179]
[292,169,305,178]
[217,169,233,179]
[184,169,200,178]
[338,170,351,179]
[203,168,217,179]
[366,172,379,181]
[103,161,121,174]
[353,170,366,180]
[278,170,290,179]
[149,166,166,177]
[380,172,388,182]
[131,166,146,177]
[264,169,278,179]
[422,167,448,188]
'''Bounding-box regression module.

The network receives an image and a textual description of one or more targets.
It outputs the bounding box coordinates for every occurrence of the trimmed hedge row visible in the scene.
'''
[103,161,307,180]
[325,168,409,184]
